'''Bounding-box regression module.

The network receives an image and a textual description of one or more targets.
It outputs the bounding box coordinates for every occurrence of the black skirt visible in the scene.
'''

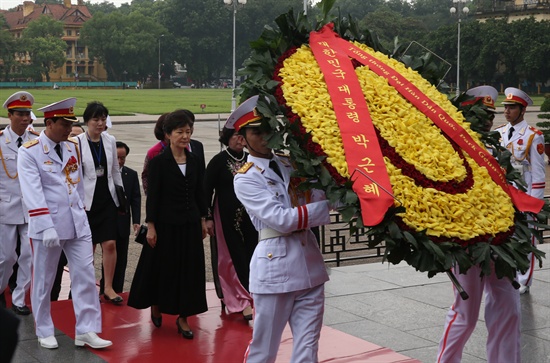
[128,221,208,317]
[86,176,117,244]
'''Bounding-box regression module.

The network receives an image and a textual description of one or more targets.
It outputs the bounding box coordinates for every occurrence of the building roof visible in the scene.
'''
[1,2,92,32]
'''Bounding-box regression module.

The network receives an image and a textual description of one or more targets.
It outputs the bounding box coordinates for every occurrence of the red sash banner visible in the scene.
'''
[310,27,395,226]
[310,24,543,215]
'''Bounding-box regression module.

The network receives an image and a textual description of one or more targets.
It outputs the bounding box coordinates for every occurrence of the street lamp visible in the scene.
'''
[224,0,247,111]
[450,0,469,96]
[158,34,164,90]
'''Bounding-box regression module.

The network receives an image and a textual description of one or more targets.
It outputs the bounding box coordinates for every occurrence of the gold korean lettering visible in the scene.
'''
[352,134,369,148]
[338,84,351,95]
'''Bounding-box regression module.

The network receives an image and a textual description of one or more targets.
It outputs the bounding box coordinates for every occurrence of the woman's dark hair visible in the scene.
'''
[163,109,195,135]
[154,113,169,141]
[218,126,235,146]
[83,101,109,123]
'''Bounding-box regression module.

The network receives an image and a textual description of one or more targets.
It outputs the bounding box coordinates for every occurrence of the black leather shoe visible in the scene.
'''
[151,312,162,328]
[176,319,194,340]
[12,304,31,315]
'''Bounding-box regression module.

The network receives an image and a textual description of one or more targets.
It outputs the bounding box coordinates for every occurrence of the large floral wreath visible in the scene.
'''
[238,3,547,280]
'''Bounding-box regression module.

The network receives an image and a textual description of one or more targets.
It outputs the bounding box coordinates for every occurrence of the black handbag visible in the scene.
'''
[115,184,127,213]
[135,224,148,244]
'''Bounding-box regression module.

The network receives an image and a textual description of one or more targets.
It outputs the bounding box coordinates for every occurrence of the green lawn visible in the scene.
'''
[1,88,545,118]
[0,88,233,117]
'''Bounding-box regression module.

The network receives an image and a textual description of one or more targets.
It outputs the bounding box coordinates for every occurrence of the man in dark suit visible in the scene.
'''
[101,141,141,293]
[189,138,205,176]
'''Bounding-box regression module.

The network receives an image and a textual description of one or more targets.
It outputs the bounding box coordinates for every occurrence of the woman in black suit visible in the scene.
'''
[128,109,208,339]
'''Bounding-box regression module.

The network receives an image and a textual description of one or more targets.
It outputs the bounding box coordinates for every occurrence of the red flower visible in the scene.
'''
[517,139,523,145]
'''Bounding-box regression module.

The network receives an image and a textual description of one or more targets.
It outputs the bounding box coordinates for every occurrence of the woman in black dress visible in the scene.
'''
[205,127,257,320]
[129,109,208,339]
[78,101,123,304]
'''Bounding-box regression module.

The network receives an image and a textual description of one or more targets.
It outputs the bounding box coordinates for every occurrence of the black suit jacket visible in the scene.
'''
[146,146,207,225]
[117,165,141,239]
[189,139,205,177]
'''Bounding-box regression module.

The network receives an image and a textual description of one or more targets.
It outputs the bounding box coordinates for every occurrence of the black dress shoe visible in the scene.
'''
[151,312,162,328]
[176,319,194,340]
[12,304,31,315]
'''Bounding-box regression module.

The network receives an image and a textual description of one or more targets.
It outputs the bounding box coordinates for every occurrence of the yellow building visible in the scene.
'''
[1,0,107,82]
[475,0,550,22]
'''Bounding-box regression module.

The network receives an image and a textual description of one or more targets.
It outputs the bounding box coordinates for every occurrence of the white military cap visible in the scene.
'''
[463,85,498,113]
[38,98,78,122]
[502,87,533,107]
[224,95,263,132]
[2,91,34,111]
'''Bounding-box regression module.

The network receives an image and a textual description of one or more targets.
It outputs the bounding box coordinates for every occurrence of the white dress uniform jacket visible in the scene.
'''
[497,120,546,200]
[77,132,122,210]
[17,132,89,240]
[0,126,38,223]
[234,154,330,294]
[0,126,38,307]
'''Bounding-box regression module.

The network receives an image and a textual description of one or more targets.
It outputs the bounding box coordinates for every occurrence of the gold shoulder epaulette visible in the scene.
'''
[275,152,290,158]
[23,139,39,148]
[495,124,506,129]
[67,137,78,144]
[529,126,543,135]
[29,130,40,136]
[0,130,3,136]
[237,162,254,174]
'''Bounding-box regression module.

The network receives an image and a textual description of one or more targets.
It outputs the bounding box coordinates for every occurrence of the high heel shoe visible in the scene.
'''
[151,311,162,328]
[103,293,123,304]
[242,306,253,321]
[176,318,194,339]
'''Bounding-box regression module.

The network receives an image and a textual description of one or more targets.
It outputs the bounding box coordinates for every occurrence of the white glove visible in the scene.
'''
[328,199,344,211]
[42,227,60,248]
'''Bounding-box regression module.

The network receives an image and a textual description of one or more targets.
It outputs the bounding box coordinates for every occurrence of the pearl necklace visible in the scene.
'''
[225,148,245,162]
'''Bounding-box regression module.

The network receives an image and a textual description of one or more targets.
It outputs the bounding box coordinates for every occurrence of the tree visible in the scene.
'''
[80,10,168,81]
[22,16,66,81]
[0,15,18,81]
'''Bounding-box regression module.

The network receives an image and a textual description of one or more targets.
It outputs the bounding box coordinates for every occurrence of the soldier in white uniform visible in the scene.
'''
[0,92,38,314]
[17,98,112,350]
[232,96,334,363]
[437,86,523,363]
[496,87,545,294]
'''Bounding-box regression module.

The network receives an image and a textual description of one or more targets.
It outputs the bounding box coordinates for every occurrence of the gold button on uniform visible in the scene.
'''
[267,253,273,258]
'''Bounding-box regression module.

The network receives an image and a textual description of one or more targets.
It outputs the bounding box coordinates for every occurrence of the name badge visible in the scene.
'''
[95,165,105,177]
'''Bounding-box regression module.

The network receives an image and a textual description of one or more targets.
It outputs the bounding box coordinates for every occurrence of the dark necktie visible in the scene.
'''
[508,127,515,140]
[55,144,63,161]
[269,160,283,180]
[16,137,23,148]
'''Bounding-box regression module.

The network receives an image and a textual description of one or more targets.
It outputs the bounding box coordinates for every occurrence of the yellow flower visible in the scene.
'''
[278,44,515,241]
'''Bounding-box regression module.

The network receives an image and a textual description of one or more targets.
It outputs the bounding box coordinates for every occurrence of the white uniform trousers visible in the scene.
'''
[244,284,324,363]
[0,223,32,307]
[436,265,520,363]
[31,235,102,338]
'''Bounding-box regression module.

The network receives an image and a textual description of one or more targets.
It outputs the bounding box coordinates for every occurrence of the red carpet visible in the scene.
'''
[47,283,419,363]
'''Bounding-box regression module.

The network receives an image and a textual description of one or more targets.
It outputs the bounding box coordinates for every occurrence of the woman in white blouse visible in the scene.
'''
[77,101,124,304]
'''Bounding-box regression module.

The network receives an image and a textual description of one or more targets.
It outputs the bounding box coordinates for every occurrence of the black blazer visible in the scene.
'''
[189,139,205,177]
[146,146,207,225]
[117,166,141,239]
